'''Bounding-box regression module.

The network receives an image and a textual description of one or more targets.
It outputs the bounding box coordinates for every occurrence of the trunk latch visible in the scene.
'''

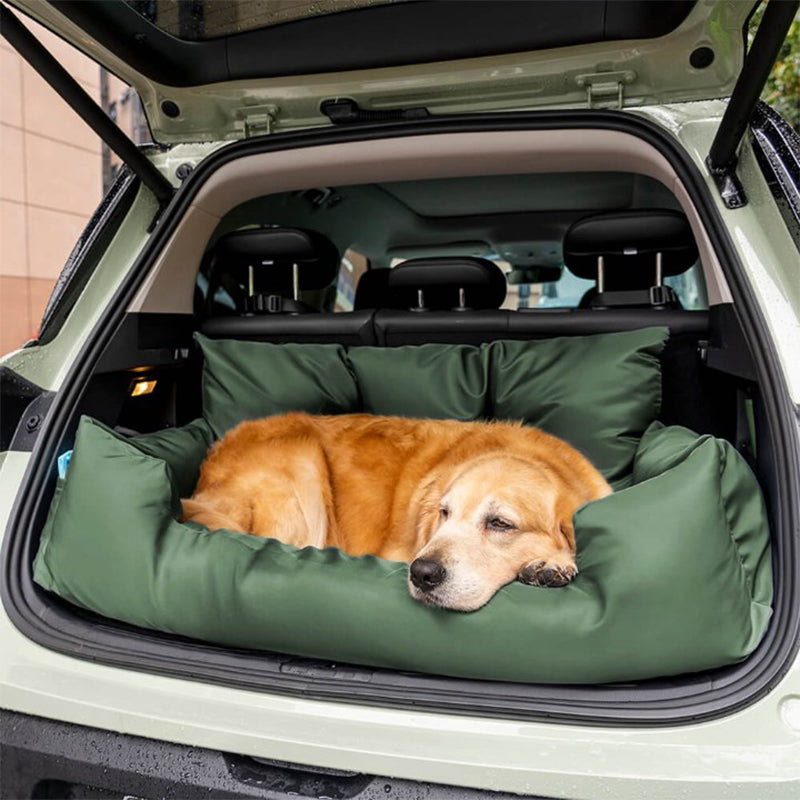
[576,71,636,110]
[321,98,430,125]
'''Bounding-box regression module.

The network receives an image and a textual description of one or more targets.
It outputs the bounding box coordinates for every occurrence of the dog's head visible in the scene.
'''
[408,454,579,611]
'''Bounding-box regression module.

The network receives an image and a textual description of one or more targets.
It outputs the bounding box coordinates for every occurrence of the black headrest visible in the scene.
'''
[384,257,507,310]
[354,269,392,310]
[563,210,698,283]
[211,227,339,294]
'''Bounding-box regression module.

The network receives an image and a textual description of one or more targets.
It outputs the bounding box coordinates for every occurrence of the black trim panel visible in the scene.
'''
[0,710,533,800]
[96,312,195,372]
[0,368,53,453]
[48,0,696,86]
[2,110,798,729]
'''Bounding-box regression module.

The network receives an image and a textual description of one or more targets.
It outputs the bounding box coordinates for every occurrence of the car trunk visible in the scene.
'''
[2,0,799,731]
[5,108,797,725]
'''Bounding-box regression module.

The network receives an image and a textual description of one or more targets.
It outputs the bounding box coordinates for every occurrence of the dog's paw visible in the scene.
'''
[517,561,576,588]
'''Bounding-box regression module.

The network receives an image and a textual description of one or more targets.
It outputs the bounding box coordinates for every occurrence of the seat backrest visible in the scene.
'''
[563,209,698,310]
[200,310,377,345]
[354,268,391,311]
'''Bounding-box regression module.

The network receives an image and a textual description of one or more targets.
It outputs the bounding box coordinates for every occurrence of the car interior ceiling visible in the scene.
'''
[63,166,769,685]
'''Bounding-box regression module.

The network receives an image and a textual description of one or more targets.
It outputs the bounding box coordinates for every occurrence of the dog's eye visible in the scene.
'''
[439,507,449,519]
[487,517,515,531]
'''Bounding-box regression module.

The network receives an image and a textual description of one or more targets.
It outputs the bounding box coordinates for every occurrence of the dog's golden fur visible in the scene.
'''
[182,413,611,610]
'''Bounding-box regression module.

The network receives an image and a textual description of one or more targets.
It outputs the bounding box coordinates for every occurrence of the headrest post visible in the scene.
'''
[292,262,300,301]
[655,251,663,286]
[597,255,605,294]
[248,265,254,297]
[458,287,466,308]
[409,288,427,313]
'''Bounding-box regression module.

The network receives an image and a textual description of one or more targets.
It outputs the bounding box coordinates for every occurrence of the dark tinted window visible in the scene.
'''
[124,0,403,40]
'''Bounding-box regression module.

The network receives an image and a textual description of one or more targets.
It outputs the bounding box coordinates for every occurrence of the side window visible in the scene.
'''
[535,271,595,309]
[335,249,369,312]
[663,263,709,310]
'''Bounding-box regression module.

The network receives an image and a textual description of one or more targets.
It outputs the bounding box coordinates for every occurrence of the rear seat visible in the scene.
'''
[372,256,507,311]
[355,243,715,436]
[369,256,512,345]
[202,243,709,346]
[198,233,718,433]
[561,209,698,310]
[204,226,340,315]
[369,254,708,346]
[353,268,390,311]
[548,208,716,432]
[200,227,377,344]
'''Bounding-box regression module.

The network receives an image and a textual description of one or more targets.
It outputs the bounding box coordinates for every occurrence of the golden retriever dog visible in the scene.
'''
[181,413,611,611]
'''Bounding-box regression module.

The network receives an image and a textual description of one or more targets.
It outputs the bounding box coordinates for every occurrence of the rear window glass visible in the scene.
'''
[196,170,709,319]
[124,0,405,40]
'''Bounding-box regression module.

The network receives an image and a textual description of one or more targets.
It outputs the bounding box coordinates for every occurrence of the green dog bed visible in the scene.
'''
[33,328,773,683]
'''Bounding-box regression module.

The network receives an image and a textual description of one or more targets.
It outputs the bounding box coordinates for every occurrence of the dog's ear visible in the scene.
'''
[553,495,576,550]
[414,476,442,548]
[558,518,575,550]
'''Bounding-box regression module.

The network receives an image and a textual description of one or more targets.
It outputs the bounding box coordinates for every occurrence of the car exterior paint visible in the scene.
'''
[6,0,754,144]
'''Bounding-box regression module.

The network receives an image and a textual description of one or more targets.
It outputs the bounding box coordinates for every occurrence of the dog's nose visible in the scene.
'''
[410,559,447,591]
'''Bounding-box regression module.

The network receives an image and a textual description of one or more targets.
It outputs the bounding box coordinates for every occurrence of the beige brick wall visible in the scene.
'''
[0,17,104,355]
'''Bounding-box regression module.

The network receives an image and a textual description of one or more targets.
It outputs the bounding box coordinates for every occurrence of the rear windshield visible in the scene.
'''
[124,0,404,41]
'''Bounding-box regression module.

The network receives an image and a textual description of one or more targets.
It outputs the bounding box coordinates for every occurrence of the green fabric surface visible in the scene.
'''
[131,418,215,498]
[490,328,666,486]
[348,344,489,420]
[33,415,772,683]
[198,328,668,485]
[196,334,360,438]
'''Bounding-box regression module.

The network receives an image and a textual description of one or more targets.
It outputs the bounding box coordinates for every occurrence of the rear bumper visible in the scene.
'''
[0,709,530,800]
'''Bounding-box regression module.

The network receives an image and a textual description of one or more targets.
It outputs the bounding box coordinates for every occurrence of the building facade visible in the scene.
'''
[0,16,139,355]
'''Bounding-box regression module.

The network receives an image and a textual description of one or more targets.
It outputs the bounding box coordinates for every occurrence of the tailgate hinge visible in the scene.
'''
[576,71,636,110]
[237,105,279,138]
